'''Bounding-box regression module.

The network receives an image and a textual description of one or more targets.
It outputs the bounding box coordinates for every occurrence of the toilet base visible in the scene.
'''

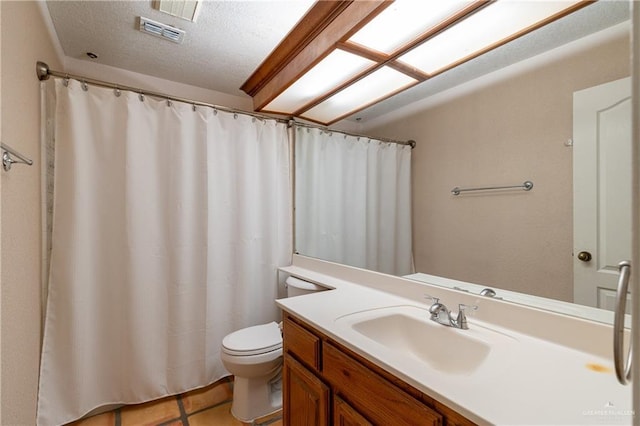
[230,366,283,422]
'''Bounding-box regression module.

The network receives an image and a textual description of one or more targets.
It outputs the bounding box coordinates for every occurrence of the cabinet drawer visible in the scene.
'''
[323,342,442,426]
[283,317,321,371]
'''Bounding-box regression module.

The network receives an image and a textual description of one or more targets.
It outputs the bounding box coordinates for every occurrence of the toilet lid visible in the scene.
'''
[222,321,283,356]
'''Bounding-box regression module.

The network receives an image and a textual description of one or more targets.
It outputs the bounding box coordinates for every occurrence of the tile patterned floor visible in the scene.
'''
[66,377,282,426]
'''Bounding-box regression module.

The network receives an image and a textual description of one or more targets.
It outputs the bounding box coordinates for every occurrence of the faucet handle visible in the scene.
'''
[455,304,478,330]
[424,294,439,304]
[458,303,478,313]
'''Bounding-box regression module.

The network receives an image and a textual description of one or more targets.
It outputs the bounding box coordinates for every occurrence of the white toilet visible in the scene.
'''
[220,276,327,422]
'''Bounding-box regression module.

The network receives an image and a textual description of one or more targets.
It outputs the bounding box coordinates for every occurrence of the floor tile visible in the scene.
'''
[182,381,233,414]
[187,402,244,426]
[159,420,184,426]
[120,396,182,426]
[255,410,282,425]
[66,411,115,426]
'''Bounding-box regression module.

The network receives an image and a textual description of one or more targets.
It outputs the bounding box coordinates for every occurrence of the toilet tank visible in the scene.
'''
[285,276,327,297]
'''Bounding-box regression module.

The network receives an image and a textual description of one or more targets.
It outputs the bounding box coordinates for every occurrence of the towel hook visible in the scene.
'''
[1,143,34,172]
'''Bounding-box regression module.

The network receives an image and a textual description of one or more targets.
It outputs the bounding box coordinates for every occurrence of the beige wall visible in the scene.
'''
[366,31,629,302]
[1,2,3,421]
[1,2,62,424]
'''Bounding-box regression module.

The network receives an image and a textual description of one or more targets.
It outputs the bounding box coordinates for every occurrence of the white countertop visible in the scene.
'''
[276,264,633,425]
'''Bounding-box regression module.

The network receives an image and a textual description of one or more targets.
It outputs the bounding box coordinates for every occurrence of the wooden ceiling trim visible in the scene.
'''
[292,0,593,123]
[264,1,492,118]
[243,0,391,111]
[241,0,596,124]
[239,1,349,97]
[335,41,388,64]
[337,41,429,81]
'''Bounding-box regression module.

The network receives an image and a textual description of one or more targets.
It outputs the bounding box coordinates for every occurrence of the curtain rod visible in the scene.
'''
[291,120,416,149]
[36,61,416,148]
[35,61,290,124]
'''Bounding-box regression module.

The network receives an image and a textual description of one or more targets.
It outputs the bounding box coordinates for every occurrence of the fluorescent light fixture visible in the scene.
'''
[139,17,185,44]
[302,67,417,124]
[264,50,375,114]
[399,1,582,75]
[241,0,593,125]
[348,0,473,54]
[154,0,201,22]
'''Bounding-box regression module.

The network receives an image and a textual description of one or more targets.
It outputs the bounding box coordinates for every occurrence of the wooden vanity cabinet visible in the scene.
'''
[333,396,371,426]
[282,312,477,426]
[283,353,330,426]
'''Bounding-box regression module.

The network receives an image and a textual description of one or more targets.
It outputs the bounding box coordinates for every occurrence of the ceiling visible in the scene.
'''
[45,1,630,125]
[45,0,315,97]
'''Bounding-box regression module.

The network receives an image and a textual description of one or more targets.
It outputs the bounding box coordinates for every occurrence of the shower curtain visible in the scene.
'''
[37,79,291,426]
[295,126,412,276]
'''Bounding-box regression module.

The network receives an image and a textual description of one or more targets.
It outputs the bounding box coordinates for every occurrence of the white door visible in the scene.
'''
[573,77,632,310]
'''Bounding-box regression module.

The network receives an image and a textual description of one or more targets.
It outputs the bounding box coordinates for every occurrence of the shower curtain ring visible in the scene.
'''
[81,80,88,91]
[114,85,121,97]
[138,91,145,102]
[63,74,70,87]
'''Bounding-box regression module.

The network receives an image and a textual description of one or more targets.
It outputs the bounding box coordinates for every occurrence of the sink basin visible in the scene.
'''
[335,305,516,375]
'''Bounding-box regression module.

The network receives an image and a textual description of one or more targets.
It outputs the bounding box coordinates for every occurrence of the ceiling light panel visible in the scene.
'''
[302,66,417,124]
[264,50,375,114]
[399,0,582,75]
[241,0,592,125]
[348,0,474,54]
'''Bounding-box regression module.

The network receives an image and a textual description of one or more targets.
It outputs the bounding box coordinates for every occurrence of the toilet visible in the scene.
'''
[220,276,327,422]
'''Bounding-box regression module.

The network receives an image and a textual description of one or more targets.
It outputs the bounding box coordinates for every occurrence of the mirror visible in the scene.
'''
[294,1,632,323]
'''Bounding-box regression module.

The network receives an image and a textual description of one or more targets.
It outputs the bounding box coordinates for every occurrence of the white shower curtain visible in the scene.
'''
[295,126,412,276]
[37,79,291,426]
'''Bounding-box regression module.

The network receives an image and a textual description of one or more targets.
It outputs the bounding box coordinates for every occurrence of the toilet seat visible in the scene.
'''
[222,321,283,356]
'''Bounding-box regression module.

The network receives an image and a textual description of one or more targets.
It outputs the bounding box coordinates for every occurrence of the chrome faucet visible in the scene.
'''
[425,296,477,330]
[480,288,496,297]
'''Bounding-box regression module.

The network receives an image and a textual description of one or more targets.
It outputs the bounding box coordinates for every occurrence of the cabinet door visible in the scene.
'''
[323,342,442,426]
[334,395,372,426]
[283,353,330,426]
[433,400,477,426]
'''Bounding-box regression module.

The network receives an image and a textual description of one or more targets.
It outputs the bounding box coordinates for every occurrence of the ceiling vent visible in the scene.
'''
[139,17,185,44]
[154,0,200,22]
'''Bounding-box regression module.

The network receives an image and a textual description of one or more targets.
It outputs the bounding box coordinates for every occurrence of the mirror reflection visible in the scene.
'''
[294,1,632,322]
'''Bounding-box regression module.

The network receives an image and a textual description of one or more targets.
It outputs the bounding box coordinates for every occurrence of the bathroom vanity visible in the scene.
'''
[276,256,633,425]
[283,311,474,425]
